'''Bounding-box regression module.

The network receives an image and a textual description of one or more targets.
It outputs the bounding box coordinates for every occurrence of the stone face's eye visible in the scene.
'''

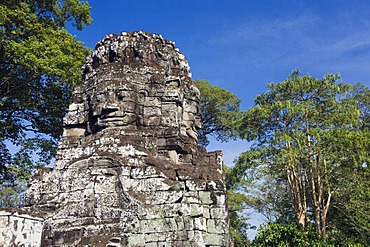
[138,89,149,103]
[116,90,128,100]
[166,79,180,88]
[96,93,105,102]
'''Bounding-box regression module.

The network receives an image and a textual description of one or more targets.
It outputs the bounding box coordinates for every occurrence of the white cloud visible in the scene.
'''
[209,10,370,66]
[209,13,321,46]
[323,31,370,54]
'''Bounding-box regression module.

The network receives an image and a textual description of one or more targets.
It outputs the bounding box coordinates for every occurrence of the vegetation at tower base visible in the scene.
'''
[0,0,91,206]
[225,166,253,247]
[194,79,242,146]
[231,70,370,246]
[253,221,327,247]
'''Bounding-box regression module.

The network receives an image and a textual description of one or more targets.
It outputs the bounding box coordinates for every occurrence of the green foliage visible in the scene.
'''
[328,148,370,245]
[252,222,333,247]
[228,189,253,247]
[193,79,249,245]
[0,0,91,206]
[229,148,294,222]
[325,83,370,246]
[225,166,253,246]
[233,69,370,242]
[194,79,242,146]
[0,184,26,208]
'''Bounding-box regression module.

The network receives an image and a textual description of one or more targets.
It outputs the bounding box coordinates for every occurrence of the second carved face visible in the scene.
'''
[90,81,138,130]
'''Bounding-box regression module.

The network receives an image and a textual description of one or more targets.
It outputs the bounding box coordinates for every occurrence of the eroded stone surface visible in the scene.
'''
[0,209,44,246]
[22,31,230,246]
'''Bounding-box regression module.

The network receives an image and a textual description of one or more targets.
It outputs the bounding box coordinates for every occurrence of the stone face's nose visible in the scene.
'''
[116,89,130,101]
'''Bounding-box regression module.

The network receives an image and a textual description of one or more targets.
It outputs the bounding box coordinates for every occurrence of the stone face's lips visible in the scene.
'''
[96,115,137,127]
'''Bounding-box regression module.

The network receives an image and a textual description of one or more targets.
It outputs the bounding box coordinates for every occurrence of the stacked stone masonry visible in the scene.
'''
[2,31,230,246]
[0,209,44,246]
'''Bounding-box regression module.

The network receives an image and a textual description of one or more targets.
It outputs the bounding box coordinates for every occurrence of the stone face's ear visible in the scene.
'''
[62,85,88,137]
[179,82,202,143]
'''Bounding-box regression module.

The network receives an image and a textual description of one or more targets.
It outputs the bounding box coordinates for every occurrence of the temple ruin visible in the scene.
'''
[0,31,230,246]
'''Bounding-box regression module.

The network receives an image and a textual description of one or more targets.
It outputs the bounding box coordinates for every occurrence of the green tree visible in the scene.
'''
[0,0,91,206]
[252,221,332,247]
[225,166,253,246]
[326,83,370,246]
[234,70,370,239]
[328,165,370,246]
[194,79,242,146]
[194,80,250,245]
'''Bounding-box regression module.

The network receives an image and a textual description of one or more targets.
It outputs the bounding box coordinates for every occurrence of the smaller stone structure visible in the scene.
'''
[0,209,44,246]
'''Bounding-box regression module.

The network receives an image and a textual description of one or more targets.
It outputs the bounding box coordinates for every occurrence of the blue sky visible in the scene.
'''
[70,0,370,236]
[73,0,370,102]
[71,0,370,161]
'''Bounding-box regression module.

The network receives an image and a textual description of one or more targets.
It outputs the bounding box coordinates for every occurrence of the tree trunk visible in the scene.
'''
[320,159,333,238]
[288,168,307,228]
[286,142,307,229]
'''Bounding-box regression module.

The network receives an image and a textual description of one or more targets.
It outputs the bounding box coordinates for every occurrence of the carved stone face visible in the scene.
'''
[52,158,132,221]
[90,80,138,130]
[63,85,88,136]
[181,98,201,141]
[163,77,184,103]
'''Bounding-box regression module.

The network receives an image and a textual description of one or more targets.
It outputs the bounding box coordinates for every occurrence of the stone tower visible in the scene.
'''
[24,31,230,246]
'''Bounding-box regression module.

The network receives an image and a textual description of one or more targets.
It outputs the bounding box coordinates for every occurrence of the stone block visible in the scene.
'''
[193,217,207,231]
[198,191,214,205]
[214,193,226,205]
[141,190,184,205]
[183,196,200,204]
[210,207,227,219]
[127,234,144,246]
[147,204,182,218]
[145,242,157,247]
[207,219,226,234]
[0,210,43,247]
[203,206,211,219]
[185,180,197,191]
[157,242,170,247]
[187,230,204,243]
[121,177,172,192]
[145,232,166,242]
[140,218,177,233]
[179,203,191,216]
[205,233,225,246]
[190,204,203,217]
[182,216,194,229]
[168,230,188,241]
[174,217,185,231]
